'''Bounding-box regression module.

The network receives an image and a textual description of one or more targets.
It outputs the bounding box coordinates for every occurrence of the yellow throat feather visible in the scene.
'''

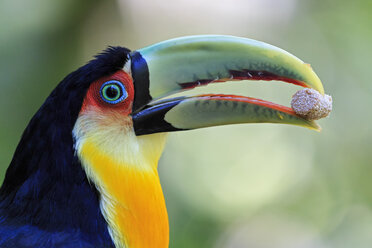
[73,109,169,248]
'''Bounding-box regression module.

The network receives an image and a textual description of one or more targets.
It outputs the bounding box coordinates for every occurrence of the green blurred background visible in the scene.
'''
[1,0,371,247]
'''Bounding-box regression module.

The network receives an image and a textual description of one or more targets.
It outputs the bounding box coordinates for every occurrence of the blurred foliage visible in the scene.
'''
[1,0,372,247]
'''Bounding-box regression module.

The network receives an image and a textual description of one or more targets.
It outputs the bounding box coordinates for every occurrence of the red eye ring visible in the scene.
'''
[81,70,134,115]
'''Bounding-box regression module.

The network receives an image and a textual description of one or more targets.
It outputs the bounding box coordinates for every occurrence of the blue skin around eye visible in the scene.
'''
[100,80,128,104]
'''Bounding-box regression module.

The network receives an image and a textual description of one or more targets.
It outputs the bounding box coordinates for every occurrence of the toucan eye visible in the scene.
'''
[100,80,127,104]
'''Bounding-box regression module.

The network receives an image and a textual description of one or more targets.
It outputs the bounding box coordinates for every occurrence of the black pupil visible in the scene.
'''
[106,85,120,99]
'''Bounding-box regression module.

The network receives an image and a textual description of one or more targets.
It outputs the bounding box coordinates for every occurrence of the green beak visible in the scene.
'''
[130,35,324,135]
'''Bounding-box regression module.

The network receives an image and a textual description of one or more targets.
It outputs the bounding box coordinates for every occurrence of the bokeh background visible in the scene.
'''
[1,0,371,247]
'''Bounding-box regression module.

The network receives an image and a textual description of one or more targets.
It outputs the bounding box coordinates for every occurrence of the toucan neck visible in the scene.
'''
[73,114,169,248]
[78,140,169,248]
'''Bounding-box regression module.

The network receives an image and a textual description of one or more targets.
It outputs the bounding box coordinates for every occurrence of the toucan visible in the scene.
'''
[0,35,324,248]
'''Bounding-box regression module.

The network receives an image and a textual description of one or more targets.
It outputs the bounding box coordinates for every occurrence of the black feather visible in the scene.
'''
[0,46,130,247]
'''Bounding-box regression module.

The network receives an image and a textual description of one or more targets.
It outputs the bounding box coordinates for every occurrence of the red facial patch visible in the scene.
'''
[81,70,134,115]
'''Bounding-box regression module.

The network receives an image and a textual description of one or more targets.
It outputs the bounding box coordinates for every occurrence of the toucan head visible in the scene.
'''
[74,35,324,157]
[77,35,323,139]
[1,35,326,248]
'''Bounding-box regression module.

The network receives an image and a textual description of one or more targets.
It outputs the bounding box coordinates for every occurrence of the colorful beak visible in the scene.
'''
[130,35,324,135]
